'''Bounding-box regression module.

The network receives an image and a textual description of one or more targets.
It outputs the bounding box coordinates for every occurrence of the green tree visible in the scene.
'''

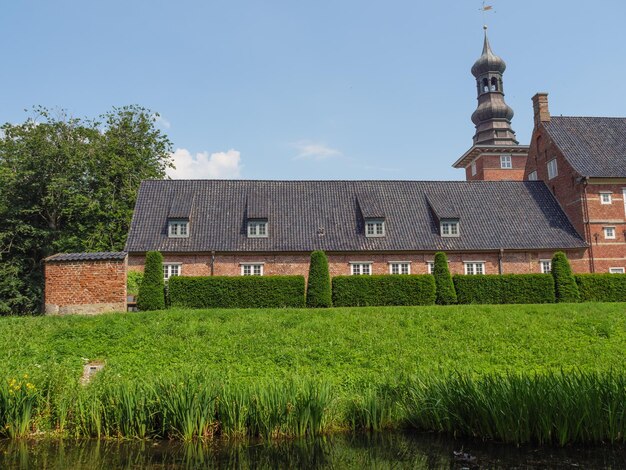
[0,106,173,314]
[137,251,165,311]
[434,252,457,305]
[306,251,332,308]
[551,252,580,303]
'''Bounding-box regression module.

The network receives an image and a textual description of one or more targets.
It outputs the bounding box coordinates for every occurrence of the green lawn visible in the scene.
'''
[2,303,625,384]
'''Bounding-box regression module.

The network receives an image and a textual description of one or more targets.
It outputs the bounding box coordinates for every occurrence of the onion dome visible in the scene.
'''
[471,28,506,77]
[471,98,514,125]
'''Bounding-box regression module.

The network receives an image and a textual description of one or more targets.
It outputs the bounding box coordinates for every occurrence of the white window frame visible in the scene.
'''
[427,262,435,274]
[365,219,385,237]
[623,188,626,216]
[604,227,616,240]
[600,192,612,205]
[609,267,625,274]
[500,154,512,169]
[247,220,268,238]
[471,161,477,176]
[528,170,538,181]
[163,263,182,280]
[441,220,460,237]
[547,158,558,180]
[240,263,264,276]
[464,262,485,275]
[540,259,552,274]
[350,262,372,275]
[389,262,411,275]
[168,220,189,238]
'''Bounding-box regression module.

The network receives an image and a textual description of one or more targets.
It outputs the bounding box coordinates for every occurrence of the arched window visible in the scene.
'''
[490,77,498,91]
[482,78,489,92]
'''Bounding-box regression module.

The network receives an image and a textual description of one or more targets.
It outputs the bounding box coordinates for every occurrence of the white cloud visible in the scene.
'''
[153,114,171,129]
[168,148,242,179]
[291,141,342,161]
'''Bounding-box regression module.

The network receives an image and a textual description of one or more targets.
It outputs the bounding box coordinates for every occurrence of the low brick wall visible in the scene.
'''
[45,252,127,315]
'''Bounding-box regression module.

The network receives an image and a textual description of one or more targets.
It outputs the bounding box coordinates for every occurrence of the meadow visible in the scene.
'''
[1,303,626,444]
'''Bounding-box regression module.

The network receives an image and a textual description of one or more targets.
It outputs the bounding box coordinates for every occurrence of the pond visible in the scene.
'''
[1,432,625,469]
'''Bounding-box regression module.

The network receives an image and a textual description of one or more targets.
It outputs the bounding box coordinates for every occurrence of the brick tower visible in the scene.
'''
[453,27,529,180]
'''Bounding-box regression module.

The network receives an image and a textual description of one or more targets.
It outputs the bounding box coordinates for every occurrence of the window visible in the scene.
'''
[389,262,410,275]
[441,220,460,237]
[365,219,385,237]
[500,155,512,169]
[464,262,485,275]
[600,192,612,205]
[241,263,263,276]
[547,158,558,180]
[604,227,616,239]
[168,220,189,238]
[471,161,477,176]
[540,260,552,274]
[609,267,625,274]
[350,263,372,275]
[248,220,268,238]
[427,262,435,274]
[528,170,538,181]
[163,263,181,280]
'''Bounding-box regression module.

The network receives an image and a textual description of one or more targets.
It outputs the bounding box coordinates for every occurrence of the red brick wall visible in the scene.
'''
[128,249,587,279]
[45,259,127,315]
[526,124,626,273]
[465,154,526,181]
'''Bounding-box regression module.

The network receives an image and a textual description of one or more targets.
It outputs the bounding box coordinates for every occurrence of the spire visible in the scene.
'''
[469,27,518,146]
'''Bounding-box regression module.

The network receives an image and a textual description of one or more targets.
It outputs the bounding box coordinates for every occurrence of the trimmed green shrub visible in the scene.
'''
[306,251,332,308]
[552,252,580,303]
[453,274,555,304]
[137,251,165,311]
[331,275,436,307]
[168,276,306,309]
[433,252,457,305]
[575,274,626,302]
[127,271,143,297]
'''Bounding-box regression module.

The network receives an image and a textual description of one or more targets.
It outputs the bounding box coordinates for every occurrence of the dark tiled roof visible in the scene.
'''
[46,252,127,262]
[125,180,586,253]
[544,116,626,177]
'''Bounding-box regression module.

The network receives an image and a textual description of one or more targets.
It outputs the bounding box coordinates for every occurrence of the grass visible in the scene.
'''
[1,303,626,444]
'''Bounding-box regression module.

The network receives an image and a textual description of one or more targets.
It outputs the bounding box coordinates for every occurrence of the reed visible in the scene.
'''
[3,371,626,445]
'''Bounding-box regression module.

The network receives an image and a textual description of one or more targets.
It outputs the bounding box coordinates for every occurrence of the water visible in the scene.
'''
[1,432,625,469]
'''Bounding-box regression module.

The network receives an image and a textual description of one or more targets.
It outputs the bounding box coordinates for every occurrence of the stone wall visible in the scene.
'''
[45,253,127,315]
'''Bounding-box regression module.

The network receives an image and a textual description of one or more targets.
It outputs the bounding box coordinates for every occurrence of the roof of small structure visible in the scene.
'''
[45,252,127,262]
[125,180,586,253]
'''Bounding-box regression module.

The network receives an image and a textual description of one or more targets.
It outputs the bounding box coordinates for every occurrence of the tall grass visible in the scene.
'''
[3,371,626,445]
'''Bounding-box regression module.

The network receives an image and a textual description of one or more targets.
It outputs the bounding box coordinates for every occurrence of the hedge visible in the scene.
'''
[306,251,332,308]
[552,252,580,303]
[453,274,556,304]
[137,251,165,311]
[575,274,626,302]
[331,275,436,307]
[433,252,457,305]
[168,275,306,309]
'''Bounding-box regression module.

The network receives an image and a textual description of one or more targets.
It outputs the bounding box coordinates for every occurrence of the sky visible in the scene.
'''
[2,1,626,181]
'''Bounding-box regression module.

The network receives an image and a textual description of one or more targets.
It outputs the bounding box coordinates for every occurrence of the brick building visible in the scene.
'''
[124,180,586,280]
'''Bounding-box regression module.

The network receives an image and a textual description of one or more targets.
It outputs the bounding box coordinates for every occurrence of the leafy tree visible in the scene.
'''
[551,252,580,303]
[137,251,165,311]
[0,106,173,314]
[306,251,332,308]
[434,252,457,305]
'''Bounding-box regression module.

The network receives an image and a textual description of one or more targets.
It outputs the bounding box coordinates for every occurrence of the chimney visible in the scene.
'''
[532,93,550,128]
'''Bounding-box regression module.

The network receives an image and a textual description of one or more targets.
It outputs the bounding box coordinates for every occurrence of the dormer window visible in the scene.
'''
[441,219,460,237]
[365,218,385,237]
[168,220,189,238]
[248,220,268,238]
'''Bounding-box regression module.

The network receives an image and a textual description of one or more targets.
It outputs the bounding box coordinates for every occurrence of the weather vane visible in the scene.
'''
[479,1,495,28]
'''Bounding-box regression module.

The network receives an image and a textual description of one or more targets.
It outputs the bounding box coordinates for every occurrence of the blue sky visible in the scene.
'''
[3,1,626,180]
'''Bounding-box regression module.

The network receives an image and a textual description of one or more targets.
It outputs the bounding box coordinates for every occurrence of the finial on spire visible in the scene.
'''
[483,24,488,31]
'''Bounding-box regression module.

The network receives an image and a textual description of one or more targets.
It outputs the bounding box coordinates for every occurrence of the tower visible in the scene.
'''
[453,27,528,181]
